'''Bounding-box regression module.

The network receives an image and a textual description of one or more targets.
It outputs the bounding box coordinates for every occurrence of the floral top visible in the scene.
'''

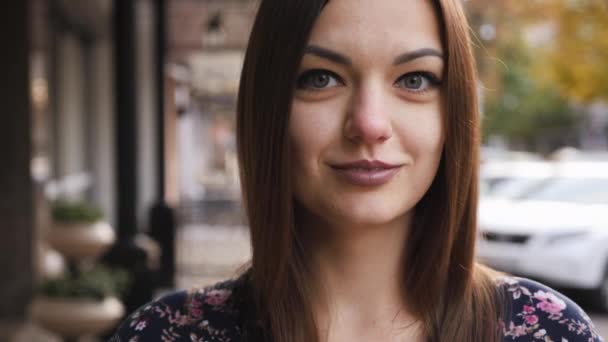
[109,274,604,342]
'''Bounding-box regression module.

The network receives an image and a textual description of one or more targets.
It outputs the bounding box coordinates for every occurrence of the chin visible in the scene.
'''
[326,200,412,229]
[293,182,417,231]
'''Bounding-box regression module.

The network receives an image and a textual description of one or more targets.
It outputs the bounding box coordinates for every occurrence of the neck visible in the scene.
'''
[299,211,416,338]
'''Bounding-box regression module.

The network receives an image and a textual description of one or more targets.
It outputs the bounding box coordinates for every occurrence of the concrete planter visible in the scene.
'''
[30,296,125,337]
[47,221,115,259]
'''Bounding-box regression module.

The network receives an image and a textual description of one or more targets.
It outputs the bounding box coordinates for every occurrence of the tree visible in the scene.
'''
[532,0,608,102]
[465,0,607,150]
[482,33,576,151]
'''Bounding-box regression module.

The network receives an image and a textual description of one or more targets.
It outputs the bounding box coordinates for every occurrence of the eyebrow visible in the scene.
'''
[304,45,444,66]
[393,48,444,65]
[305,45,352,66]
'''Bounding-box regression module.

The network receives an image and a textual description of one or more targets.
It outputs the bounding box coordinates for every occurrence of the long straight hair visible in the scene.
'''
[236,1,503,341]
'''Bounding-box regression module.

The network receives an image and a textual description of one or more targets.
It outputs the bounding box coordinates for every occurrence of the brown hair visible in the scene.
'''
[236,0,504,341]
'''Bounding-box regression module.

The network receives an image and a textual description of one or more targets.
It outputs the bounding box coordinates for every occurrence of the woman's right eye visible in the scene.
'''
[296,70,342,90]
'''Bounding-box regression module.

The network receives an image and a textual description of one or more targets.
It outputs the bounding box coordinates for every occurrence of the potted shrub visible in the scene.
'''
[30,266,129,338]
[47,201,115,259]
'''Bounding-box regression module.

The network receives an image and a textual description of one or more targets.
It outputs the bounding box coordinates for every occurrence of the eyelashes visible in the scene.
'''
[394,72,442,92]
[296,69,344,90]
[295,69,442,93]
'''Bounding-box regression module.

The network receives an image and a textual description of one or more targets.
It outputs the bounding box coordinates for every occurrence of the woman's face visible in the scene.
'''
[289,0,445,230]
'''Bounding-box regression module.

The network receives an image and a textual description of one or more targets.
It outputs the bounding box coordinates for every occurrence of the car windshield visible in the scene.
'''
[524,178,608,204]
[484,177,547,199]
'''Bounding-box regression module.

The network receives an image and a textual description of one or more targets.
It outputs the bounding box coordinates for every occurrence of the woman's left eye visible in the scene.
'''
[395,72,441,92]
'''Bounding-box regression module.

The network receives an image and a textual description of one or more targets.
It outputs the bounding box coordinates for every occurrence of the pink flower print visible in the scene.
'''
[534,290,567,320]
[569,320,590,335]
[524,314,539,325]
[188,297,204,319]
[135,320,147,331]
[189,307,203,319]
[190,298,202,308]
[512,289,522,300]
[513,324,527,336]
[523,305,535,314]
[533,329,547,339]
[504,321,528,337]
[204,289,231,306]
[177,312,192,326]
[509,285,531,300]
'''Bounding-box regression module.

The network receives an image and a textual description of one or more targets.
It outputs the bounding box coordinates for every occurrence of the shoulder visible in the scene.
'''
[109,277,247,342]
[496,276,604,342]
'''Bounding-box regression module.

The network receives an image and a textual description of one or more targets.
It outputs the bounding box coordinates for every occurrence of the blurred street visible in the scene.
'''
[1,0,607,341]
[591,315,608,337]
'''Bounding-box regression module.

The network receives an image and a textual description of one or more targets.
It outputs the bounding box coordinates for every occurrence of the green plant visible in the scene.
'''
[39,266,130,301]
[51,201,104,224]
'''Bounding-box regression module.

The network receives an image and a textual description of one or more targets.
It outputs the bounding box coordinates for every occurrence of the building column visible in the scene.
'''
[0,0,34,319]
[148,0,177,288]
[102,0,155,314]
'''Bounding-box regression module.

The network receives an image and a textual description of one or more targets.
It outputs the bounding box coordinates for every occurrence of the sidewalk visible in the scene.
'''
[2,224,251,342]
[175,224,251,289]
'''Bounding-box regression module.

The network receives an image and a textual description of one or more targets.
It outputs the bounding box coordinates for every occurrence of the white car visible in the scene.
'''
[477,161,608,312]
[480,160,553,199]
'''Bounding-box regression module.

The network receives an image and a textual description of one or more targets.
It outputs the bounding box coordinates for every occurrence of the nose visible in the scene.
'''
[343,82,393,144]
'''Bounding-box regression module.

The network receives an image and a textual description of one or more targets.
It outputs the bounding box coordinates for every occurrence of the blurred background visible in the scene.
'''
[0,0,607,340]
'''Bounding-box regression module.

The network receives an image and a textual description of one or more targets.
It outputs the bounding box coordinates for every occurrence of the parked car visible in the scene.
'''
[477,161,608,312]
[480,146,542,163]
[479,160,553,199]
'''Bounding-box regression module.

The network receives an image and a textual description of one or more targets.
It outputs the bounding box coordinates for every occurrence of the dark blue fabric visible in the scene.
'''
[109,275,604,341]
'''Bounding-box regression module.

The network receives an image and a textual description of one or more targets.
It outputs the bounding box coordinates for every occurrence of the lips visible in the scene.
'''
[329,160,403,186]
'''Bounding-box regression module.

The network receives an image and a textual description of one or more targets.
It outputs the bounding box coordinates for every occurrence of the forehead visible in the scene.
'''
[307,0,442,62]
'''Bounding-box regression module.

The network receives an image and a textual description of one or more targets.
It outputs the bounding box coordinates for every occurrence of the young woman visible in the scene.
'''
[110,0,604,341]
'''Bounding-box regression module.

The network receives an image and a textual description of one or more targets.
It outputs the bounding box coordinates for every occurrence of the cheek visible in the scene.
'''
[289,100,344,209]
[288,100,344,166]
[394,102,444,158]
